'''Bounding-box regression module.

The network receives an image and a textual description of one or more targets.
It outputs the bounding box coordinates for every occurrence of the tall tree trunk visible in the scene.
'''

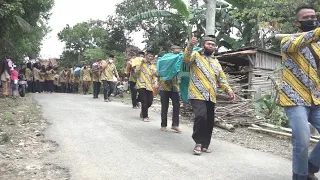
[205,0,216,35]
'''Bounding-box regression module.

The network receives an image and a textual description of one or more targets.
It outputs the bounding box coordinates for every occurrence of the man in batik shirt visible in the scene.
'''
[184,36,235,155]
[101,55,119,102]
[159,45,182,133]
[135,50,158,122]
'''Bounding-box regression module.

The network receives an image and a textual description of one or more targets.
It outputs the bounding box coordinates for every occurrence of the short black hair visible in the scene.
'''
[146,50,153,55]
[109,54,115,58]
[295,4,314,15]
[138,51,145,55]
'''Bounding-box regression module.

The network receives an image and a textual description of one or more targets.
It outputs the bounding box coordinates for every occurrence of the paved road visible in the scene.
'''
[34,93,292,180]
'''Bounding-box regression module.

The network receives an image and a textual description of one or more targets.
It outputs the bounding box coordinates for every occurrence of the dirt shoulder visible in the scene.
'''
[0,95,69,180]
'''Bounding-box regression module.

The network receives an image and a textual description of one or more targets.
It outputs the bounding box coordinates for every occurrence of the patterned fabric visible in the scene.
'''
[81,68,92,82]
[25,68,32,81]
[59,70,68,83]
[101,63,118,81]
[46,70,55,81]
[33,68,40,81]
[39,71,46,82]
[54,75,60,86]
[135,61,157,91]
[183,47,232,103]
[159,76,180,92]
[279,28,320,106]
[92,69,101,82]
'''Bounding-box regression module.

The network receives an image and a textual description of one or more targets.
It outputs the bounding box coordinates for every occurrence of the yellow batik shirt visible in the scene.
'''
[25,68,32,81]
[101,63,118,81]
[92,69,101,82]
[135,61,157,91]
[81,68,92,82]
[279,28,320,106]
[159,76,180,92]
[33,68,40,81]
[46,70,55,81]
[184,47,232,103]
[59,70,68,83]
[39,71,46,82]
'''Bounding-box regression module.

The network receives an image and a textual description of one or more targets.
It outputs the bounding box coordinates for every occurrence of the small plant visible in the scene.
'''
[5,112,15,125]
[0,132,10,144]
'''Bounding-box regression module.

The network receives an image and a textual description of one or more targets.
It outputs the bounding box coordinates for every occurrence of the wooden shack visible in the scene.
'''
[215,47,282,99]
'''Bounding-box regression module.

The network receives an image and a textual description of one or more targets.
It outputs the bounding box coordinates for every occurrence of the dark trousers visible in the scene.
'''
[47,80,54,92]
[129,81,139,107]
[39,82,45,92]
[93,81,101,98]
[82,81,90,94]
[138,88,153,118]
[102,80,114,100]
[67,83,72,93]
[54,85,60,92]
[160,90,180,127]
[60,82,67,93]
[73,82,79,93]
[33,80,40,93]
[191,100,215,149]
[44,81,48,92]
[27,81,33,93]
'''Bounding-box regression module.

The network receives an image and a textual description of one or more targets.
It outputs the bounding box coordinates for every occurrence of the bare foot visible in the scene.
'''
[171,126,181,133]
[160,127,167,132]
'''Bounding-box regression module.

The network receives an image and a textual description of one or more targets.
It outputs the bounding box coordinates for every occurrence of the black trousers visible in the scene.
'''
[102,80,114,100]
[67,83,73,93]
[160,90,180,127]
[138,88,153,118]
[27,81,33,93]
[129,81,140,107]
[190,100,215,149]
[60,82,67,93]
[73,82,79,93]
[93,81,101,98]
[39,81,45,92]
[33,80,40,93]
[47,80,54,93]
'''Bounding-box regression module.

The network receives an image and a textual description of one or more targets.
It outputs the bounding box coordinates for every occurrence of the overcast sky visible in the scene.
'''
[40,0,145,59]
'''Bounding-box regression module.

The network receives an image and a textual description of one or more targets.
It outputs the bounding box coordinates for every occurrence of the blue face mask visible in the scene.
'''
[298,20,320,32]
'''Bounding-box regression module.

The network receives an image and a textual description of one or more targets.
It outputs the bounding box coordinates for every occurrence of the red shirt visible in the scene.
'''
[10,69,18,81]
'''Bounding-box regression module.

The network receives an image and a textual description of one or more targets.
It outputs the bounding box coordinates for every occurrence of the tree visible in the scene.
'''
[204,0,217,35]
[0,0,54,62]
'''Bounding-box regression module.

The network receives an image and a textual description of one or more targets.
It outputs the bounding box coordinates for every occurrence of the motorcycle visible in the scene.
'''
[113,81,124,98]
[18,74,28,97]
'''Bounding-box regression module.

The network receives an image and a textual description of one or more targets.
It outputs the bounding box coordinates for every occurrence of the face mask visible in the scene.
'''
[298,20,320,32]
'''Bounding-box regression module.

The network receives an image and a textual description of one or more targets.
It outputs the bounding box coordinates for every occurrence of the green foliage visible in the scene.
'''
[254,94,288,127]
[169,0,190,18]
[0,0,54,62]
[84,48,106,62]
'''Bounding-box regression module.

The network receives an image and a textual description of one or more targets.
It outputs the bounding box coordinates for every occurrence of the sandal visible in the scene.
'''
[193,144,202,155]
[201,148,212,153]
[143,118,150,122]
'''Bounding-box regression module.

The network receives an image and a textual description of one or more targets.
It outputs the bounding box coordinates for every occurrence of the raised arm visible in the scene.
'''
[184,37,198,63]
[281,27,320,53]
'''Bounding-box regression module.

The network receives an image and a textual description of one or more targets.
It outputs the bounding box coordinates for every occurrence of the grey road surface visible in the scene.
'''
[34,93,293,180]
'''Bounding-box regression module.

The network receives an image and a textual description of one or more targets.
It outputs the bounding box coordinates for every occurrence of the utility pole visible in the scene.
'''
[204,0,217,35]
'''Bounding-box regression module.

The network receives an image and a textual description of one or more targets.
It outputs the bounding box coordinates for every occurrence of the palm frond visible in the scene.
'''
[128,9,178,22]
[15,15,32,33]
[169,0,190,18]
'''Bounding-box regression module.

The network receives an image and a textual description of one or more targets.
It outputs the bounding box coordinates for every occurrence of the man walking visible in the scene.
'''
[126,51,144,108]
[280,5,320,180]
[135,50,158,122]
[159,45,182,133]
[101,55,119,102]
[184,36,235,155]
[92,61,101,99]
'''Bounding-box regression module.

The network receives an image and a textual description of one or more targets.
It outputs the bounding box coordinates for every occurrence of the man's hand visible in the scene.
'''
[228,91,236,101]
[189,37,197,46]
[153,84,159,89]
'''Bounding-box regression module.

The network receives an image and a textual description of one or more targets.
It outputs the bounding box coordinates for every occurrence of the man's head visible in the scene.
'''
[296,5,319,32]
[171,45,182,54]
[109,55,115,63]
[145,50,154,62]
[138,51,145,57]
[202,35,217,56]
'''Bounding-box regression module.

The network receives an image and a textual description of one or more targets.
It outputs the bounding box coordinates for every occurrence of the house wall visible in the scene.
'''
[254,51,282,70]
[249,51,282,99]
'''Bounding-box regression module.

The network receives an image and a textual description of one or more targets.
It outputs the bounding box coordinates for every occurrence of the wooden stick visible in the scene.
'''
[259,122,292,133]
[248,127,319,143]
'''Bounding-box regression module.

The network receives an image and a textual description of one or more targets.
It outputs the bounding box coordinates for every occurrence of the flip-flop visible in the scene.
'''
[201,148,212,153]
[193,144,202,155]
